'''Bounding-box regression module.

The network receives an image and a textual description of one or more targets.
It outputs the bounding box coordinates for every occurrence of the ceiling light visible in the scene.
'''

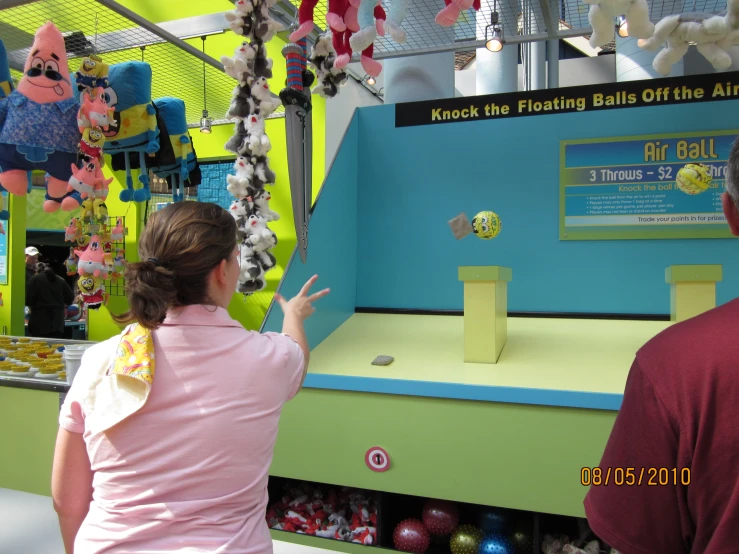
[366,75,376,86]
[616,16,628,38]
[200,109,212,134]
[485,12,504,52]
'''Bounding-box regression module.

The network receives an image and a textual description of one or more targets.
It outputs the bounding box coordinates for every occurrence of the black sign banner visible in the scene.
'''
[394,70,739,128]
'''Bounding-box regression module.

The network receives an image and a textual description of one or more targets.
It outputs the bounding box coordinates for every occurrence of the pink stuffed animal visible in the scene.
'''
[75,234,107,278]
[77,88,115,132]
[68,159,113,200]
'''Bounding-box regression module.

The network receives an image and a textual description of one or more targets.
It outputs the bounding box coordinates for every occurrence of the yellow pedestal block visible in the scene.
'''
[458,266,512,364]
[665,265,723,323]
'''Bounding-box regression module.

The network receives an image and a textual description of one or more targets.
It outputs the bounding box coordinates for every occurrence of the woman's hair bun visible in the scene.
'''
[123,261,177,329]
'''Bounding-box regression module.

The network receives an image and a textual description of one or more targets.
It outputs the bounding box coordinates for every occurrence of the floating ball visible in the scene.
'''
[478,533,513,554]
[478,508,509,534]
[393,518,431,553]
[676,163,712,195]
[508,529,535,554]
[450,524,484,554]
[471,211,502,239]
[422,499,460,536]
[66,304,81,321]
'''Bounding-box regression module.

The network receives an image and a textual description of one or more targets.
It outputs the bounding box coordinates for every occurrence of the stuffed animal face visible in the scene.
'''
[17,22,73,102]
[245,114,266,134]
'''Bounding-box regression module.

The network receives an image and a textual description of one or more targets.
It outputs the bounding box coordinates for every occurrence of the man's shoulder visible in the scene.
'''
[638,298,739,367]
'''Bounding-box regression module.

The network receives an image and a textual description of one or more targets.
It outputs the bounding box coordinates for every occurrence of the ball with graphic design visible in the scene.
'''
[676,163,712,195]
[471,211,501,239]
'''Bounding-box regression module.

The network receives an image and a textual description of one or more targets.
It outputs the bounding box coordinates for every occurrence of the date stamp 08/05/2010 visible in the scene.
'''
[581,467,691,487]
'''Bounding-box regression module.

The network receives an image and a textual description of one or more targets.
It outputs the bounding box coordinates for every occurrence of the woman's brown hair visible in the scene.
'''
[114,201,237,329]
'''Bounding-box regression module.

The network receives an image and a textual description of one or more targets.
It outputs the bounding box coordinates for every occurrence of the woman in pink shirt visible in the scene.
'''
[51,201,329,553]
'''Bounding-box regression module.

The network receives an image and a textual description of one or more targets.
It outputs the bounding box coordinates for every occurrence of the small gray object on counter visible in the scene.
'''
[448,212,473,240]
[371,355,394,366]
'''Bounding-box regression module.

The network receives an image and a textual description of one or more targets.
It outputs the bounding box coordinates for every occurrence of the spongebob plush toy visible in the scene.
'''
[151,97,196,202]
[94,61,160,202]
[0,39,13,99]
[75,55,109,91]
[472,210,502,239]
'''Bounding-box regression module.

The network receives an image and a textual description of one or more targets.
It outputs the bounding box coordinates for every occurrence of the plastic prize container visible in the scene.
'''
[63,345,91,384]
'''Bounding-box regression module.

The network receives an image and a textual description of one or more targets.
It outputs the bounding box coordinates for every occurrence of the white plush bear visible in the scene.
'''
[244,114,271,156]
[227,156,255,198]
[638,11,732,75]
[583,0,654,48]
[253,188,280,221]
[221,41,257,79]
[245,214,277,252]
[249,76,282,115]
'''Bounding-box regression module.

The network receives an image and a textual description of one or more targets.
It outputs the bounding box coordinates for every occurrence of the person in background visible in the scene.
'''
[584,138,739,553]
[51,201,329,554]
[26,262,74,338]
[25,246,39,284]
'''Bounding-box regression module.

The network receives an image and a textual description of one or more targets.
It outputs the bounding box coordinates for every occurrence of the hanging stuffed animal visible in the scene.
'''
[584,0,654,48]
[290,0,321,42]
[436,0,481,27]
[0,22,83,212]
[221,41,257,80]
[350,0,384,53]
[0,39,14,100]
[309,32,348,98]
[332,0,384,77]
[385,0,408,43]
[252,188,280,221]
[244,114,271,156]
[638,10,732,75]
[75,55,109,91]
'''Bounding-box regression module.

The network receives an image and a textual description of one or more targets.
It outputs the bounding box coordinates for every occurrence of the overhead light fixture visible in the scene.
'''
[616,15,628,38]
[200,36,212,134]
[485,10,504,52]
[200,109,212,133]
[366,75,376,86]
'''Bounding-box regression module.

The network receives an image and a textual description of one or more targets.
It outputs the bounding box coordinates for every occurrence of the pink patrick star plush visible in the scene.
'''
[0,22,82,212]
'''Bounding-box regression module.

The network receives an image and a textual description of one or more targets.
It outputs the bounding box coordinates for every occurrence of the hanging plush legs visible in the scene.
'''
[327,0,347,32]
[0,170,27,196]
[385,0,408,43]
[333,28,352,68]
[350,0,379,53]
[638,13,729,75]
[360,43,382,77]
[585,0,654,48]
[289,0,320,42]
[435,0,478,27]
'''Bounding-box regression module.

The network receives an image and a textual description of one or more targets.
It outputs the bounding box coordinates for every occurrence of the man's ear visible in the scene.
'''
[721,191,739,236]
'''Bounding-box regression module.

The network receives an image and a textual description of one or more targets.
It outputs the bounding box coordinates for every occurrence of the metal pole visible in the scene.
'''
[95,0,225,72]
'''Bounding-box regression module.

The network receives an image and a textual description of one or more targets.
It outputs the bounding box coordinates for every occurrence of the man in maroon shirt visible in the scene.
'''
[584,139,739,554]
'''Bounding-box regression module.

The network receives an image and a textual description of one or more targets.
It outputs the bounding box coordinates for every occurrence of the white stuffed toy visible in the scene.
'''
[249,76,282,115]
[245,214,277,252]
[638,10,733,75]
[239,247,264,283]
[226,156,255,199]
[583,0,654,48]
[221,41,257,79]
[253,188,280,221]
[245,114,271,156]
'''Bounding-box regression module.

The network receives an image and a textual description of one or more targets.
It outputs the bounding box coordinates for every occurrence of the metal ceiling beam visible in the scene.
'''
[538,0,558,36]
[0,0,38,8]
[94,0,225,72]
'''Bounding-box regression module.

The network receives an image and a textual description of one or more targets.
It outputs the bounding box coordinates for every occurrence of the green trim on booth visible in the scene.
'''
[269,530,379,553]
[0,387,58,495]
[270,388,616,518]
[458,266,513,282]
[0,193,27,336]
[665,264,723,283]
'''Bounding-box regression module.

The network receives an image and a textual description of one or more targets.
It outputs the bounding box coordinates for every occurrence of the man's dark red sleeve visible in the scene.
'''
[584,359,688,554]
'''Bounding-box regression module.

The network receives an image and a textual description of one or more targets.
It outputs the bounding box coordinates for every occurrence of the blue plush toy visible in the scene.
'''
[96,61,160,202]
[0,39,14,100]
[150,97,196,202]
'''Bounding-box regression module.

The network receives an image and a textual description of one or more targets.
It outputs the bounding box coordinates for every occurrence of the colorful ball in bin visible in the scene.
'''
[676,163,712,195]
[478,508,508,534]
[393,519,431,553]
[422,499,459,536]
[66,304,80,321]
[508,529,535,554]
[450,524,484,554]
[478,533,513,554]
[472,211,501,239]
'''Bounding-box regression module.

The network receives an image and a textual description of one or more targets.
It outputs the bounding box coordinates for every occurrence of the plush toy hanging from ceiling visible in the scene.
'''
[95,61,160,202]
[583,0,654,48]
[0,39,14,100]
[0,22,84,213]
[308,32,348,98]
[435,0,481,27]
[150,97,197,202]
[329,0,384,77]
[221,0,283,295]
[637,4,739,75]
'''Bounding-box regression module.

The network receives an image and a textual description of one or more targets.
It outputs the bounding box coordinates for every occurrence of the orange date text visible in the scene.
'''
[581,467,690,486]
